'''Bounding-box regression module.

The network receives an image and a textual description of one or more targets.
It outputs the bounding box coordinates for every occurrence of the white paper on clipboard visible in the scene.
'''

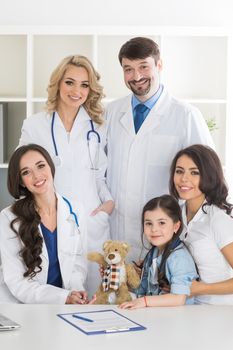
[57,309,146,335]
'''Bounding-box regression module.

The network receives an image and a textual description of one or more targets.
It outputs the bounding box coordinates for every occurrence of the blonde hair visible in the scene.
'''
[46,55,105,124]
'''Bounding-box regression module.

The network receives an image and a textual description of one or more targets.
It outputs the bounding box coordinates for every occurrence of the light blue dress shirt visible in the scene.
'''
[132,84,164,123]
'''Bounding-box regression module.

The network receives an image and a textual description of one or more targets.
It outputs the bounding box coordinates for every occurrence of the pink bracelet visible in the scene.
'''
[144,296,148,307]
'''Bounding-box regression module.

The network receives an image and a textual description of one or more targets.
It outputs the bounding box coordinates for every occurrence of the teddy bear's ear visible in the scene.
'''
[103,240,112,250]
[122,242,130,252]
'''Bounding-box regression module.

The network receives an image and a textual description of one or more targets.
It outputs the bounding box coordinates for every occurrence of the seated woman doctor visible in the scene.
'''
[169,144,233,305]
[0,144,94,304]
[18,55,114,297]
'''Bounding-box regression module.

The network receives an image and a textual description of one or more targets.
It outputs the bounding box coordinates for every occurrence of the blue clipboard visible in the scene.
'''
[57,309,146,335]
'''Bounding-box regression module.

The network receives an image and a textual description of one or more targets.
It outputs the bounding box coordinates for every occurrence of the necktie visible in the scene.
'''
[134,104,148,133]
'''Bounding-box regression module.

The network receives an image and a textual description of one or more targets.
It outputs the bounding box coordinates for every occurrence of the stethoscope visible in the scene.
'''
[39,197,79,234]
[62,196,79,228]
[51,112,101,170]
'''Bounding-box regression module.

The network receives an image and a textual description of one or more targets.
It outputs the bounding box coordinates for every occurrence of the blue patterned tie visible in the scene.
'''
[134,104,148,133]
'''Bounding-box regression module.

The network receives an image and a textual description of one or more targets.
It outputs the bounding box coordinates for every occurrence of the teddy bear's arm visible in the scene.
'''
[126,264,141,289]
[87,252,106,266]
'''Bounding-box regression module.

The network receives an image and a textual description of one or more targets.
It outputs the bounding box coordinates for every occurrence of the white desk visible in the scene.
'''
[1,304,233,350]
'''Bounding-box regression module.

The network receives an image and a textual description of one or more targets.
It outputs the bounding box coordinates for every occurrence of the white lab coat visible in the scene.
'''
[0,194,87,304]
[106,88,215,262]
[19,107,112,297]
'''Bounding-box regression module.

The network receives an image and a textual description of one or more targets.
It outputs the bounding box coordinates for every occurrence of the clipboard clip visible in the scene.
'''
[105,327,130,333]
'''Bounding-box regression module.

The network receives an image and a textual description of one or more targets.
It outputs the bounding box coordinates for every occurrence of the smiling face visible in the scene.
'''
[144,207,180,252]
[173,154,205,205]
[122,56,162,101]
[19,150,54,198]
[58,64,90,111]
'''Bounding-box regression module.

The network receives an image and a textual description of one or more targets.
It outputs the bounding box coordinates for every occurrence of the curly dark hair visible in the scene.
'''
[7,144,55,278]
[169,144,232,216]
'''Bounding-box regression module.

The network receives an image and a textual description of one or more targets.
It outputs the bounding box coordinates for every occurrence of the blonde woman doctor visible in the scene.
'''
[18,55,114,297]
[0,144,90,304]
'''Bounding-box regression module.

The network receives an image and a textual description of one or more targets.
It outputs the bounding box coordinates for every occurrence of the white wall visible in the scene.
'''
[1,0,232,27]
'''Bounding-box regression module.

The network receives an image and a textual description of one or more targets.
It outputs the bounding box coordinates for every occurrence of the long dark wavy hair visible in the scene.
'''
[7,144,55,278]
[169,144,233,216]
[141,195,183,289]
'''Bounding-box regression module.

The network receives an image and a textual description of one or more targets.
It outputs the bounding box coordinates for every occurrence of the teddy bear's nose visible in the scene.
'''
[108,254,115,260]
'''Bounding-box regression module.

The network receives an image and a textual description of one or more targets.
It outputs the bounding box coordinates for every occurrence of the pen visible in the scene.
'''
[72,314,94,322]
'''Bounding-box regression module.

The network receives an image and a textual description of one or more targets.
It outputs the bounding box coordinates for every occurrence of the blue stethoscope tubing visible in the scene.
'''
[51,112,59,156]
[62,196,79,227]
[51,112,101,158]
[40,197,79,231]
[88,120,101,143]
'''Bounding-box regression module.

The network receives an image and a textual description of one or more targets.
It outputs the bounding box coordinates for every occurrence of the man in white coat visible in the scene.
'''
[106,37,215,262]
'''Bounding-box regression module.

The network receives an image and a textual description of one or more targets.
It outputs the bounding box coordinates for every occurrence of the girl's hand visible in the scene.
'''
[91,200,114,216]
[99,264,104,278]
[65,290,88,304]
[118,297,146,310]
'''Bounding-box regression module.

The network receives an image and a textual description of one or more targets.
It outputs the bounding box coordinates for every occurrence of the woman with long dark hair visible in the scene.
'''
[0,144,93,304]
[170,144,233,304]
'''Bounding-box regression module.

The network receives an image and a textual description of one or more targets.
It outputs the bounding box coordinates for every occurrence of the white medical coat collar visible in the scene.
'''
[119,87,169,137]
[53,107,93,131]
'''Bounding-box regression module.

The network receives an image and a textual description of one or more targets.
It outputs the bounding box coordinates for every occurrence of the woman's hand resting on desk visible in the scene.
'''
[66,291,96,304]
[91,200,114,216]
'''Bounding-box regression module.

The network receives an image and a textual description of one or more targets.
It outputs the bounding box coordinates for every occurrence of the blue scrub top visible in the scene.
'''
[40,223,63,288]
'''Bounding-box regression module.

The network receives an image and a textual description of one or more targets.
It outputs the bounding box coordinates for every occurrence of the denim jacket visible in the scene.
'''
[135,242,198,304]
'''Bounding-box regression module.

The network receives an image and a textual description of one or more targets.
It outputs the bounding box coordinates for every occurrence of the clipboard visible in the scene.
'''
[57,309,146,335]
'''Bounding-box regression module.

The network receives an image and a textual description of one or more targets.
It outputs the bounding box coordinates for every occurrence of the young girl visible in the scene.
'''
[169,144,233,305]
[119,195,198,309]
[0,144,94,304]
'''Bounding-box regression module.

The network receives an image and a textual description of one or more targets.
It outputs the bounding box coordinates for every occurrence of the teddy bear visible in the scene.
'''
[87,240,140,304]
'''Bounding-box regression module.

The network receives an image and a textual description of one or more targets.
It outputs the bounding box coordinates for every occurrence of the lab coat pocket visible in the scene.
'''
[92,210,109,225]
[61,235,83,257]
[97,210,109,220]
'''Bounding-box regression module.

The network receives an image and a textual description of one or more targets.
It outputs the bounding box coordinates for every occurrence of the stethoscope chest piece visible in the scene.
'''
[53,155,62,167]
